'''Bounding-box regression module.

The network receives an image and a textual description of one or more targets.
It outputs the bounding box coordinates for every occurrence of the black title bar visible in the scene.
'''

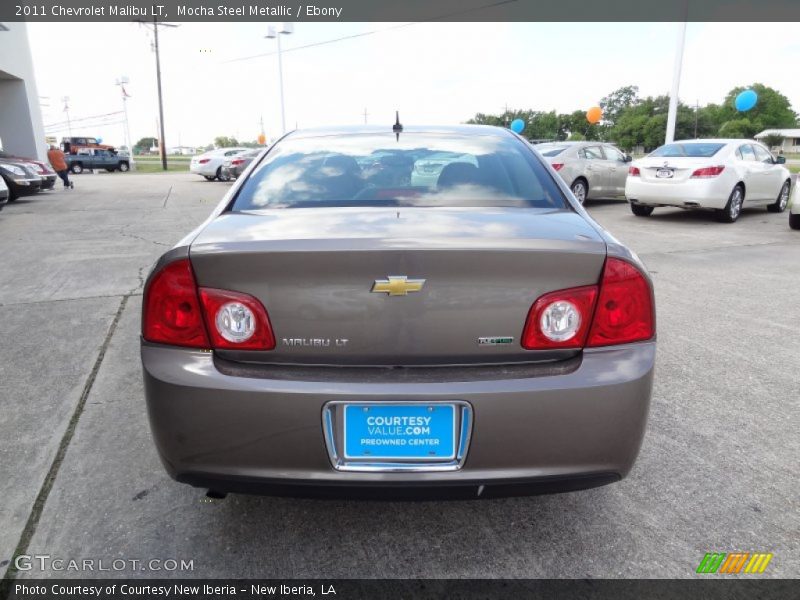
[3,0,800,22]
[1,579,798,600]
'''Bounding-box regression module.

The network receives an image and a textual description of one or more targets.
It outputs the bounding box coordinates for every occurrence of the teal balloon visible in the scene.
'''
[510,119,525,134]
[735,90,757,112]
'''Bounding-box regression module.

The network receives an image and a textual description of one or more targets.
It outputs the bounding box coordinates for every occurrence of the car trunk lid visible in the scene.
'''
[189,207,607,366]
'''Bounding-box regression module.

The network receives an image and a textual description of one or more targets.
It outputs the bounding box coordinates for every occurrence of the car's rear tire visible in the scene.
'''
[716,185,744,223]
[571,179,588,204]
[767,180,790,213]
[118,162,130,172]
[216,166,231,182]
[70,163,83,174]
[630,203,654,217]
[790,213,800,230]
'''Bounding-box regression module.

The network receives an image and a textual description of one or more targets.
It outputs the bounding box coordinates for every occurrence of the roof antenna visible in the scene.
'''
[393,110,403,141]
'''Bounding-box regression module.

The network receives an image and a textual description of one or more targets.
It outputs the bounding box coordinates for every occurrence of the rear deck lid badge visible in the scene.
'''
[371,276,426,296]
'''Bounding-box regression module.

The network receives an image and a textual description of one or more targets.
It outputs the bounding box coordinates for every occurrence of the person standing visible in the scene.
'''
[47,145,73,189]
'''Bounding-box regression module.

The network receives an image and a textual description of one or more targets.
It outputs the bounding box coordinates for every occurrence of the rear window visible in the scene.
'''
[231,132,566,210]
[536,144,569,157]
[649,143,725,158]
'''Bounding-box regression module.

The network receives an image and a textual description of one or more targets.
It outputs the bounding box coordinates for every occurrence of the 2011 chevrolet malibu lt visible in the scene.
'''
[141,125,656,499]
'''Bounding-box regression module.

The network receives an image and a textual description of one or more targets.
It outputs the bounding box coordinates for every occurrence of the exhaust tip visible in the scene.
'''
[206,489,227,500]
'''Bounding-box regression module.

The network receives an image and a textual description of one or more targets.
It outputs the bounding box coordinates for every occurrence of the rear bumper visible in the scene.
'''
[142,342,655,497]
[625,177,730,209]
[190,163,217,177]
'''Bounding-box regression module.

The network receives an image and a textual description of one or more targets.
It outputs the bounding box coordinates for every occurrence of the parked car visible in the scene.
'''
[0,161,42,201]
[534,141,632,203]
[790,176,800,230]
[190,148,249,181]
[221,149,261,179]
[626,139,791,223]
[60,136,116,155]
[0,151,57,190]
[0,174,8,210]
[141,125,656,499]
[67,148,130,174]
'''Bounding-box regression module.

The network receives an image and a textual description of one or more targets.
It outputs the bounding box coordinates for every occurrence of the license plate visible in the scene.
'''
[656,169,674,178]
[343,404,456,460]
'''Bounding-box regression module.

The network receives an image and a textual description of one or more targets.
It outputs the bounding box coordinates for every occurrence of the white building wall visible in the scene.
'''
[0,23,47,161]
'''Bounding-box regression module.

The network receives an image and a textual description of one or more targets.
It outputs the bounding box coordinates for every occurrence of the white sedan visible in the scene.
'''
[190,148,250,181]
[790,175,800,230]
[625,139,791,223]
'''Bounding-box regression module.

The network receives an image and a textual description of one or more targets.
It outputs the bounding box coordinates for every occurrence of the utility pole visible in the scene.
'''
[694,100,699,138]
[136,17,178,170]
[504,103,509,127]
[363,107,369,124]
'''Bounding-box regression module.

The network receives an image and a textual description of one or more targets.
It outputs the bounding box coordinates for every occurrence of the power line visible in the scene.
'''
[224,0,519,64]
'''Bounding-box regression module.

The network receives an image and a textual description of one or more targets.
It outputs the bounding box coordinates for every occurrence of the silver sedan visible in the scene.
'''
[535,142,632,203]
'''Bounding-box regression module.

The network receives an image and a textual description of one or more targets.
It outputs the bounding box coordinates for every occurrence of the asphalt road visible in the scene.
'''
[1,172,798,581]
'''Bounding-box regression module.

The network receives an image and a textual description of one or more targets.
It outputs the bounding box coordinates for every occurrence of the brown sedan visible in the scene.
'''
[141,125,655,499]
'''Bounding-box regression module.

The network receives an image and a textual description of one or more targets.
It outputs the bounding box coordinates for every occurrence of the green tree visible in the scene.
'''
[133,137,157,154]
[600,85,640,127]
[214,136,240,148]
[717,83,797,138]
[761,133,785,150]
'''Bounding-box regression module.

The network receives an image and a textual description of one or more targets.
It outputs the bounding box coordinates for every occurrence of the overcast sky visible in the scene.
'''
[26,21,800,150]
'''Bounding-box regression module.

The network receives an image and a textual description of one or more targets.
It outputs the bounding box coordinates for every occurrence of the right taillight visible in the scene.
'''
[142,259,210,348]
[587,257,654,347]
[142,259,276,351]
[521,257,654,351]
[198,158,210,164]
[628,166,640,176]
[691,165,725,178]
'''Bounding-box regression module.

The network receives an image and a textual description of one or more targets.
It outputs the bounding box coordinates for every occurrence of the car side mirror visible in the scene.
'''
[775,156,786,164]
[624,154,633,162]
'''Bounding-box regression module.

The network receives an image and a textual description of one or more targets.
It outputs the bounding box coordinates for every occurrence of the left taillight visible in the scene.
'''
[142,259,210,348]
[521,257,654,350]
[551,163,565,172]
[142,259,276,351]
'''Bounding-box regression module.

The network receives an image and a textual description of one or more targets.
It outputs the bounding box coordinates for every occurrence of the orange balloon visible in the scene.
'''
[586,106,603,124]
[257,134,266,145]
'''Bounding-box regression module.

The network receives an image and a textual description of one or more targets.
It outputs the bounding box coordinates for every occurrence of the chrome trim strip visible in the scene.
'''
[322,400,473,473]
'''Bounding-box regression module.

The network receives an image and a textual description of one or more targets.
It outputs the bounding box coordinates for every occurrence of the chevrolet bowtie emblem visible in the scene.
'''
[371,276,426,296]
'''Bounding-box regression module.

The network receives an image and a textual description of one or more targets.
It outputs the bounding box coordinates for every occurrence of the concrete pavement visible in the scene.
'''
[1,173,798,580]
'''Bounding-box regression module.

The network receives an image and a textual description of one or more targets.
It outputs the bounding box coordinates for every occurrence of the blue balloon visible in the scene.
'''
[510,119,525,134]
[735,89,758,112]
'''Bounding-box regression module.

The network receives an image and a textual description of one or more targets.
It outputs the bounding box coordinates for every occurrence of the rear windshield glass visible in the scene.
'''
[231,132,566,210]
[535,144,569,157]
[649,143,725,158]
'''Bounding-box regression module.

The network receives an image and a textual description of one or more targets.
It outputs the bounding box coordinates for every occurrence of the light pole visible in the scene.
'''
[665,20,687,144]
[62,96,72,136]
[265,23,293,134]
[115,76,134,169]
